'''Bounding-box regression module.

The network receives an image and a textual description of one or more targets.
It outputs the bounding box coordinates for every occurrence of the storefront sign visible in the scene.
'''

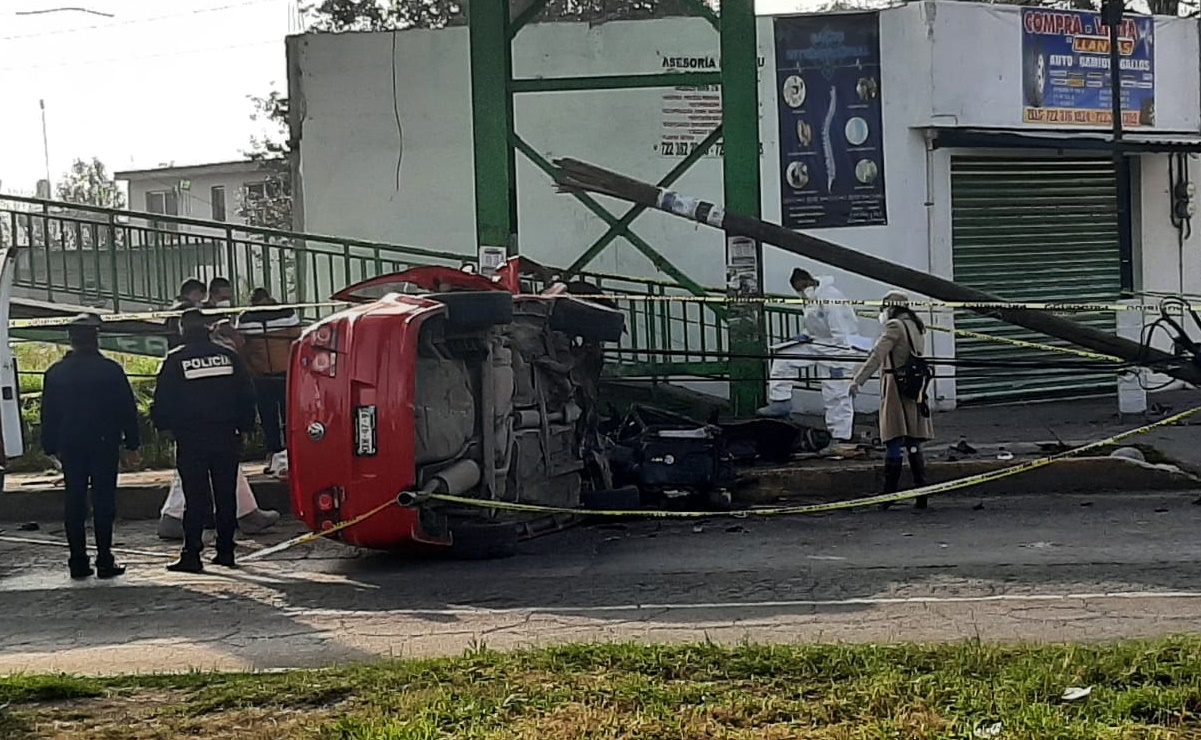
[1020,8,1155,127]
[774,13,887,229]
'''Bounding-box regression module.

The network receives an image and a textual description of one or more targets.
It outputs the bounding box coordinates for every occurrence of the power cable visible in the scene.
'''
[0,0,279,41]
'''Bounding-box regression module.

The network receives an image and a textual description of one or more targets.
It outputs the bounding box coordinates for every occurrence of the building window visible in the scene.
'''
[145,190,178,216]
[145,189,179,231]
[211,186,226,222]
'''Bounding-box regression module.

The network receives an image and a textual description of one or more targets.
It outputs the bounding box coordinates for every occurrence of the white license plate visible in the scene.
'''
[355,405,377,456]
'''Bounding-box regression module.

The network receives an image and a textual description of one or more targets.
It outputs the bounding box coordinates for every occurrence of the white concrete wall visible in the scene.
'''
[1138,154,1201,297]
[290,29,477,252]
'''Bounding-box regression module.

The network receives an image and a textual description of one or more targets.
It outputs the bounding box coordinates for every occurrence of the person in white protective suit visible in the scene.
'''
[156,288,281,540]
[756,268,872,444]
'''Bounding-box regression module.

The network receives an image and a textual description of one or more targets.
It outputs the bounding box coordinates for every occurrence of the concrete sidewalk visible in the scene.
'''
[795,389,1201,464]
[3,391,1198,522]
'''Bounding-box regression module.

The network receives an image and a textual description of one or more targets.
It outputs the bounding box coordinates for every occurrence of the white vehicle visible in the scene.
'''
[0,245,25,488]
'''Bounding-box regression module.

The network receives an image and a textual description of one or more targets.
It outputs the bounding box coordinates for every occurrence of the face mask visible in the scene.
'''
[878,311,890,325]
[215,300,232,308]
[800,285,816,299]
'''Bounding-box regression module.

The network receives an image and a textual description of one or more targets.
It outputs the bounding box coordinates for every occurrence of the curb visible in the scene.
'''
[2,457,1197,523]
[737,456,1201,507]
[0,476,292,523]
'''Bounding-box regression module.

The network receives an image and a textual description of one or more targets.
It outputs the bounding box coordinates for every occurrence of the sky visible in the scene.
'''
[0,0,807,196]
[0,0,298,193]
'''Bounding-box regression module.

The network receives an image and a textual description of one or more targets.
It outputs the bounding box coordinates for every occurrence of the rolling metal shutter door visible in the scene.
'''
[950,156,1120,404]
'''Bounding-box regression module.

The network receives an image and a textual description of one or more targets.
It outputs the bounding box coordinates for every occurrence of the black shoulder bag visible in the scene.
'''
[887,320,933,404]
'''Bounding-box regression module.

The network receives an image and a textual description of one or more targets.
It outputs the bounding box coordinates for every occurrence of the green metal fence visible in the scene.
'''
[0,195,811,387]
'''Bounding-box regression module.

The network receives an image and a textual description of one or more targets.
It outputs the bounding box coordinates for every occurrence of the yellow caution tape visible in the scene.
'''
[237,405,1200,563]
[239,498,397,563]
[427,405,1200,517]
[9,301,349,329]
[581,296,1161,312]
[928,322,1122,362]
[5,295,1171,330]
[847,310,1123,363]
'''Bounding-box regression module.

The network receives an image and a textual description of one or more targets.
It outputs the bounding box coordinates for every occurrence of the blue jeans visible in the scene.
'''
[885,437,922,460]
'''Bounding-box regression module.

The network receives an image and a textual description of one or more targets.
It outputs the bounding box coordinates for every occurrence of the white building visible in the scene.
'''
[115,160,275,228]
[286,2,1201,407]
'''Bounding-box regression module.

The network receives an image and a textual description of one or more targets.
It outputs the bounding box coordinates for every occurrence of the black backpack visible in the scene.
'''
[888,319,933,402]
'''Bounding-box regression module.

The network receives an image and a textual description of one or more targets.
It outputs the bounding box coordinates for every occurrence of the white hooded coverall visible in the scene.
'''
[768,276,870,441]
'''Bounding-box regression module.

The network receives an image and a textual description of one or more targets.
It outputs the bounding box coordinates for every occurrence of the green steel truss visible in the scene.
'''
[473,0,767,415]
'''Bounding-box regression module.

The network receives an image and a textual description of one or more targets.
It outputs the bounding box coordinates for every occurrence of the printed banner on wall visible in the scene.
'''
[1021,8,1155,127]
[774,13,886,230]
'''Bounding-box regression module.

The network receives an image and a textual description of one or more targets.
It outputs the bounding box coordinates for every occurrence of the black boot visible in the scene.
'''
[909,448,929,510]
[68,555,94,580]
[879,458,904,510]
[167,550,204,574]
[211,551,237,569]
[95,554,126,580]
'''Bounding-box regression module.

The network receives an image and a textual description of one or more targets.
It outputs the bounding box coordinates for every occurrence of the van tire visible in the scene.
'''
[429,292,513,331]
[550,297,625,342]
[449,520,518,560]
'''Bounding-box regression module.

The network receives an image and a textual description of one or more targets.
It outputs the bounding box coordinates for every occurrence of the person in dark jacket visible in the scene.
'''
[153,308,257,573]
[40,313,141,580]
[165,278,206,350]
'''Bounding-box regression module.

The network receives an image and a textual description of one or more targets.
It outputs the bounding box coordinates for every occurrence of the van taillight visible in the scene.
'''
[309,349,337,377]
[312,323,339,351]
[316,489,338,512]
[301,321,339,377]
[313,486,342,529]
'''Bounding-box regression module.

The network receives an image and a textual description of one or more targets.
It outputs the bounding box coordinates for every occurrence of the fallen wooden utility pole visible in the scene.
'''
[552,158,1201,387]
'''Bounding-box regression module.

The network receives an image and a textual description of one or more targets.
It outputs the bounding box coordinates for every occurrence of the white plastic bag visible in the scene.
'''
[268,450,289,479]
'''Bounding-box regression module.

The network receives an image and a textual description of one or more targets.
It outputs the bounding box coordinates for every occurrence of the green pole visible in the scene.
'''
[720,0,766,417]
[470,1,518,257]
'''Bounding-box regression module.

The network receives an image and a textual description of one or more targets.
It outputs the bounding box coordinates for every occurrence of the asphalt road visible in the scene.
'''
[4,490,1201,675]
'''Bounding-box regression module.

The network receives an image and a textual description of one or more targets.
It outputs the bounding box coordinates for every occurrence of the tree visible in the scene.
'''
[55,157,125,209]
[239,91,292,232]
[301,0,712,32]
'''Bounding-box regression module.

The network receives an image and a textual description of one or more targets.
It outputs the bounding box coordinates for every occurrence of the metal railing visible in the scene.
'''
[1,195,813,386]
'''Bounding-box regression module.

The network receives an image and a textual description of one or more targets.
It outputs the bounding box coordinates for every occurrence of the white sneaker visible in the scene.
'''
[238,508,281,534]
[266,450,289,479]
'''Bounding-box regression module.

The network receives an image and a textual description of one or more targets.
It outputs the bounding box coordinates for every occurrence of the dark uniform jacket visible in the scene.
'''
[151,338,257,443]
[164,299,198,350]
[40,350,141,456]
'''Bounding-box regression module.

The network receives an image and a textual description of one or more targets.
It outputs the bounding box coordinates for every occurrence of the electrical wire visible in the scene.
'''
[0,0,280,41]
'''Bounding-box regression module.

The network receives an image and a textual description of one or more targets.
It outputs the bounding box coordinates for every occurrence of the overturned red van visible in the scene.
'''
[286,260,626,558]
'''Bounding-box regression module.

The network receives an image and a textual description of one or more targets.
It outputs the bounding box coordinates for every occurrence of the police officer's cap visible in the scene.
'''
[179,307,211,331]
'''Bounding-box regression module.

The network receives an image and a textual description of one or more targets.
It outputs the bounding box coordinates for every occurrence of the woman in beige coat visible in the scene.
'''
[850,291,935,509]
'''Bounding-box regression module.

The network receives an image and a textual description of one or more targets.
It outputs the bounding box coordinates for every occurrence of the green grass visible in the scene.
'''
[8,342,267,473]
[5,639,1201,738]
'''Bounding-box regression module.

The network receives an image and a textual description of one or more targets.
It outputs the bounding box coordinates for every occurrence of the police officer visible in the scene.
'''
[153,308,256,573]
[165,278,207,350]
[40,313,141,580]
